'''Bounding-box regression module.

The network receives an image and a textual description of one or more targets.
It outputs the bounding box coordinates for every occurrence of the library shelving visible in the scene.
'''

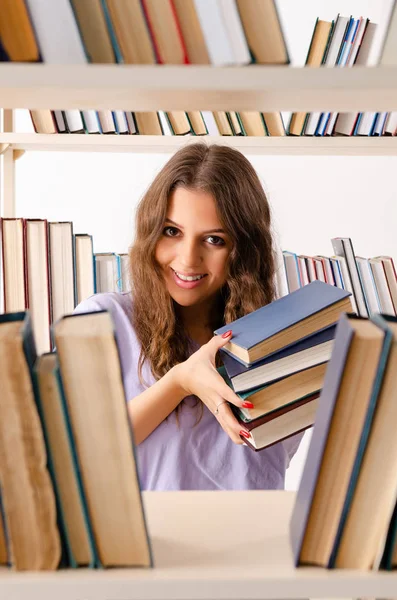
[1,491,397,600]
[1,64,397,599]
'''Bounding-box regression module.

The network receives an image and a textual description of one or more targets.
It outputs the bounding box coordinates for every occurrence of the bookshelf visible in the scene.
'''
[0,65,397,111]
[1,490,397,600]
[1,62,397,598]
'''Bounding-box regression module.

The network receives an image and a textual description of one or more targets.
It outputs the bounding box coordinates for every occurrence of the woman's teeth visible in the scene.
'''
[175,271,205,282]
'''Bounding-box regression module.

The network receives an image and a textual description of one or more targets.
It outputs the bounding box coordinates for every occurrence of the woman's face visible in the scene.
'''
[154,187,232,308]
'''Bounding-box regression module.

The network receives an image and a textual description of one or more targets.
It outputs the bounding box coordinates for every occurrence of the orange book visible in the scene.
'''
[0,0,39,61]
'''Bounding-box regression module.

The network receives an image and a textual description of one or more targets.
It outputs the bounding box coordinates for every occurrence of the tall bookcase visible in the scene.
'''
[1,64,397,599]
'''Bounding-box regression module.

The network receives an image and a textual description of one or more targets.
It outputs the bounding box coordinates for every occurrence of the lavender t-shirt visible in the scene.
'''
[74,292,303,491]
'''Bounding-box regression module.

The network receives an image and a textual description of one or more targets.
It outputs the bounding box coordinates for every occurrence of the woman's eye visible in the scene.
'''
[207,236,225,246]
[163,226,179,237]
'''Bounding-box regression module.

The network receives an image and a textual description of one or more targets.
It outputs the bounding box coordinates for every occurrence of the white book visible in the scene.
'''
[81,110,100,134]
[218,0,251,65]
[97,112,116,134]
[201,111,220,135]
[332,255,358,314]
[313,258,326,282]
[113,111,129,134]
[158,112,173,136]
[53,111,67,133]
[48,222,75,323]
[380,0,397,65]
[126,113,138,135]
[375,256,397,314]
[95,254,121,293]
[282,251,301,293]
[119,254,131,293]
[369,258,396,315]
[385,112,397,135]
[25,0,108,132]
[373,112,388,136]
[355,256,381,315]
[193,0,236,65]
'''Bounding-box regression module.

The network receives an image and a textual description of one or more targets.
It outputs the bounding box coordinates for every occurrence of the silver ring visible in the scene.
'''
[214,400,226,415]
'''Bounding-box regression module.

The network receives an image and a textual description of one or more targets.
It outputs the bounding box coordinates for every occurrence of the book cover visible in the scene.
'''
[215,281,351,364]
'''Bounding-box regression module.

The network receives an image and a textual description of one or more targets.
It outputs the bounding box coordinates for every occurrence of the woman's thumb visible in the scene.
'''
[211,330,233,352]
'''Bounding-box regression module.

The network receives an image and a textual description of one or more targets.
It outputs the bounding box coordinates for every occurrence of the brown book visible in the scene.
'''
[0,312,61,570]
[213,111,234,136]
[289,19,333,136]
[106,0,155,64]
[228,112,244,136]
[299,319,385,567]
[30,110,57,134]
[239,112,267,136]
[70,0,115,63]
[187,111,207,135]
[54,311,152,567]
[74,234,95,305]
[1,218,27,312]
[142,0,189,64]
[334,316,397,569]
[0,0,39,61]
[173,0,210,64]
[134,112,163,135]
[35,353,94,566]
[166,112,191,135]
[262,112,286,136]
[24,219,51,355]
[236,0,289,64]
[231,363,326,451]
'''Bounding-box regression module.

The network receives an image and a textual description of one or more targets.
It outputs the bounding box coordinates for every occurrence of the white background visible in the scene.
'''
[11,0,397,490]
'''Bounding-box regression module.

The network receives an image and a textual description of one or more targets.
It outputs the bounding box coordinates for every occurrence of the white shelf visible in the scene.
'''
[0,491,396,600]
[1,65,397,111]
[1,134,397,156]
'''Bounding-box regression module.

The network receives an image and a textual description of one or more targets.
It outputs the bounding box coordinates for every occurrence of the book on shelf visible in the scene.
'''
[331,237,369,317]
[173,0,211,64]
[290,312,393,569]
[70,0,116,64]
[380,0,397,66]
[239,112,268,136]
[48,222,76,326]
[94,252,122,294]
[1,217,27,312]
[74,233,96,305]
[0,0,39,62]
[54,310,152,567]
[34,352,98,568]
[219,363,325,451]
[220,325,335,393]
[214,281,351,365]
[0,311,61,570]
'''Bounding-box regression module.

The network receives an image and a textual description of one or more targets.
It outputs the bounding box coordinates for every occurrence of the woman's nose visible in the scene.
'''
[179,239,202,267]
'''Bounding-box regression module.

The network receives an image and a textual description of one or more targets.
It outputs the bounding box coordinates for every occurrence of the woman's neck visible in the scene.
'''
[177,296,223,346]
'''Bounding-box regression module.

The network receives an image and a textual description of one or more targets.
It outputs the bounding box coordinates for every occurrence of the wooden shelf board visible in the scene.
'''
[1,65,397,111]
[2,133,397,155]
[0,491,396,600]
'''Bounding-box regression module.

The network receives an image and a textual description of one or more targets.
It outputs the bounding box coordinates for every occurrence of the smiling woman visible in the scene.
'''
[74,143,304,491]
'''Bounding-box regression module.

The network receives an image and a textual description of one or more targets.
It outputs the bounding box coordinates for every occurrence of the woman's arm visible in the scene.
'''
[127,365,185,445]
[128,331,253,445]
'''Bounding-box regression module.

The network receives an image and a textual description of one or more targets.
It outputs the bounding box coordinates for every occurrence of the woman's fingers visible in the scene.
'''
[213,398,250,445]
[215,378,254,410]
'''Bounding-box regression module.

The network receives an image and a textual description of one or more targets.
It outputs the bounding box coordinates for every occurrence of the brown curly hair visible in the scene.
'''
[129,143,276,415]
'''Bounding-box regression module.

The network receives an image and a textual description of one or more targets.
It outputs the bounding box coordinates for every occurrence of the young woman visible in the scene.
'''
[75,143,303,490]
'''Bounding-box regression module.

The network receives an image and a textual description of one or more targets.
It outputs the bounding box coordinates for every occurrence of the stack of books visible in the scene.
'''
[215,281,351,452]
[0,217,131,355]
[290,311,397,571]
[0,309,152,570]
[282,238,397,320]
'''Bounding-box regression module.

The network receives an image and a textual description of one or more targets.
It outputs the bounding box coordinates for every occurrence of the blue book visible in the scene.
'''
[220,325,336,392]
[215,281,351,366]
[290,313,390,567]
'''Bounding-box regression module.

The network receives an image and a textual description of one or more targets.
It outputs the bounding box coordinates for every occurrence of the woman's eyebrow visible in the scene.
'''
[164,218,226,234]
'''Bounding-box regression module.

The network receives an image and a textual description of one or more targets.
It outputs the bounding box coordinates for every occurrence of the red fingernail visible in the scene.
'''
[222,330,232,339]
[242,401,254,408]
[240,430,251,439]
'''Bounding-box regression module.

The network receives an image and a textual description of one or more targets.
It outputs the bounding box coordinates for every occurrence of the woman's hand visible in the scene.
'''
[173,331,253,445]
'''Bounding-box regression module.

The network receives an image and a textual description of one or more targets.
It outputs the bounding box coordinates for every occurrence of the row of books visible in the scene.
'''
[0,218,131,355]
[30,108,287,137]
[281,238,397,320]
[3,0,288,138]
[289,14,397,138]
[0,309,151,570]
[290,310,397,571]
